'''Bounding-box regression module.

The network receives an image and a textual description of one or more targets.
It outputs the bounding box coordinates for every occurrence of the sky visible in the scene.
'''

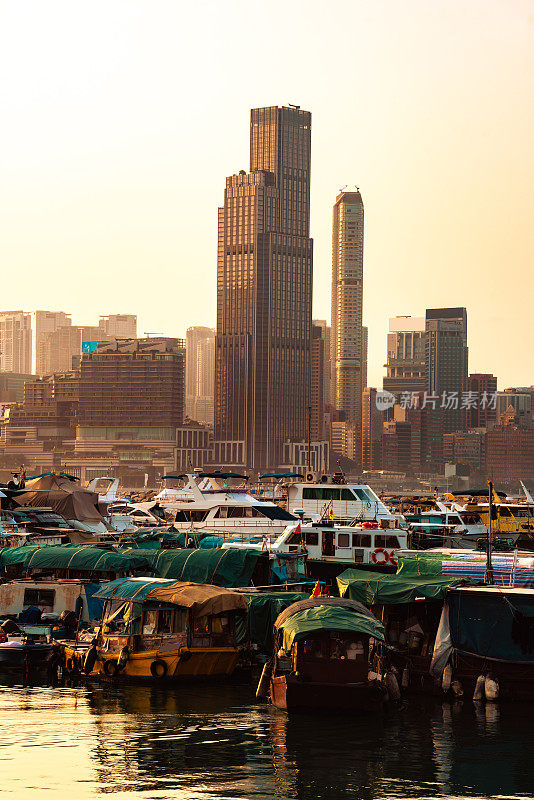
[1,0,533,389]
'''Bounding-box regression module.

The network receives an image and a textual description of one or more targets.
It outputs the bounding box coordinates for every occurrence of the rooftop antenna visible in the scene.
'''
[288,103,300,109]
[143,332,163,338]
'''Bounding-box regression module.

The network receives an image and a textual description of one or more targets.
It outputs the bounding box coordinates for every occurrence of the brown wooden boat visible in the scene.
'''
[267,597,387,712]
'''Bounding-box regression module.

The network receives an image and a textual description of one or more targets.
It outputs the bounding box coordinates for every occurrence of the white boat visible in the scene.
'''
[154,472,299,536]
[285,479,400,524]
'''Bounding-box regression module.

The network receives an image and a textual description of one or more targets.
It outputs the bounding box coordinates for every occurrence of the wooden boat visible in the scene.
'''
[268,597,387,712]
[60,577,247,681]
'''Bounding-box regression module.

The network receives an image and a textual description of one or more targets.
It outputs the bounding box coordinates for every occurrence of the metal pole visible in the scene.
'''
[485,480,494,585]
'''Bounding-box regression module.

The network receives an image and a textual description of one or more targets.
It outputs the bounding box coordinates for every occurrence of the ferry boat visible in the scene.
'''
[266,596,387,712]
[61,577,247,681]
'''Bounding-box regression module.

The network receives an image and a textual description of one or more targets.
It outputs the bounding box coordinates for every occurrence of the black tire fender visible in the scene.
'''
[150,658,168,678]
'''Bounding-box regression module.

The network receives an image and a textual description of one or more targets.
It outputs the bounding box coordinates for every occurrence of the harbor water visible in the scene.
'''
[1,679,534,799]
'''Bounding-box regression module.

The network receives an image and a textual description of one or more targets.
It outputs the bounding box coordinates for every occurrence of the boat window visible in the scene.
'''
[142,610,157,635]
[302,487,341,500]
[337,533,350,548]
[193,616,210,636]
[157,610,173,634]
[351,487,377,503]
[499,507,512,517]
[304,530,318,546]
[514,508,533,518]
[174,510,188,522]
[23,588,55,607]
[385,535,400,548]
[340,488,355,501]
[374,534,387,548]
[352,533,371,548]
[286,528,303,544]
[257,505,298,521]
[173,610,187,633]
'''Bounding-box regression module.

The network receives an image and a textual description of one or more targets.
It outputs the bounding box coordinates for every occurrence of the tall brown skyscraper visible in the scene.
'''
[215,106,313,470]
[331,189,365,464]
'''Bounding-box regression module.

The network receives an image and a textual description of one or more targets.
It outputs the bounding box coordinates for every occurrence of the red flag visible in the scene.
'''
[311,581,321,598]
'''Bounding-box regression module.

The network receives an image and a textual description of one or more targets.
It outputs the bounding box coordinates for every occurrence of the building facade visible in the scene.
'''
[0,311,32,373]
[383,316,427,396]
[331,190,365,446]
[467,373,498,429]
[33,311,72,376]
[98,314,137,340]
[185,326,215,426]
[37,325,82,376]
[215,105,313,470]
[362,387,382,470]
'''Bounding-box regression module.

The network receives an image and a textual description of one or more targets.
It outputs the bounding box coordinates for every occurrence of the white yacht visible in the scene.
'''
[285,478,400,524]
[154,472,299,535]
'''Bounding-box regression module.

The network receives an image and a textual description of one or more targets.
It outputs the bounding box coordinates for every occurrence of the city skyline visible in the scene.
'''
[1,1,533,391]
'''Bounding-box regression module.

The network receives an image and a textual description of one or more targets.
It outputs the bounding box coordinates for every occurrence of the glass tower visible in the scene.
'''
[215,106,313,470]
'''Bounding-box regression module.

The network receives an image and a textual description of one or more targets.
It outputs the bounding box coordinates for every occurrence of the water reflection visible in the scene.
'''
[1,677,534,799]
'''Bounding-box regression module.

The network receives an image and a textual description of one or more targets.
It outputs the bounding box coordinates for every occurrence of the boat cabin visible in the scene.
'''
[286,480,398,524]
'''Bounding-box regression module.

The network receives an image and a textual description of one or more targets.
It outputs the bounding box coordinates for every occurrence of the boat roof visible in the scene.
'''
[94,577,247,614]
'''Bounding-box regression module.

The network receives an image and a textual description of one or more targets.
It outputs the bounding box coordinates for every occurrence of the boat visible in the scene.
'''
[60,577,248,681]
[267,596,387,712]
[0,634,53,671]
[404,505,490,548]
[336,566,475,695]
[431,585,534,701]
[448,489,533,538]
[285,476,400,525]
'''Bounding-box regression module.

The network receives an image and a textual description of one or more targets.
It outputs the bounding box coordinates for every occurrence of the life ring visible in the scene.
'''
[389,550,398,566]
[150,659,168,678]
[103,659,119,677]
[371,548,389,564]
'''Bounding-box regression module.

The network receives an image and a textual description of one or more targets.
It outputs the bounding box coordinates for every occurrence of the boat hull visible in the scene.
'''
[270,674,386,712]
[0,643,53,670]
[62,644,239,681]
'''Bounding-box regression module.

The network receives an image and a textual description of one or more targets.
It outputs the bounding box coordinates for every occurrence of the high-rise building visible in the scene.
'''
[37,326,82,376]
[33,311,72,375]
[362,325,368,391]
[0,311,32,373]
[362,387,382,470]
[467,373,498,429]
[312,320,331,407]
[98,314,137,340]
[186,326,215,426]
[497,388,533,428]
[383,316,427,396]
[215,105,313,470]
[331,190,364,445]
[311,324,325,441]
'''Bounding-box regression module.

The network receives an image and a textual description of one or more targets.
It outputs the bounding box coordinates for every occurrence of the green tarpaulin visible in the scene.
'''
[396,553,446,577]
[119,547,265,587]
[240,591,308,652]
[337,568,473,605]
[277,603,385,653]
[0,545,151,574]
[120,530,209,549]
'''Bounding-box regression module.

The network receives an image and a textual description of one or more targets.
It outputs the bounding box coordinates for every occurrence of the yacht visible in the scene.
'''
[155,472,299,535]
[285,477,401,524]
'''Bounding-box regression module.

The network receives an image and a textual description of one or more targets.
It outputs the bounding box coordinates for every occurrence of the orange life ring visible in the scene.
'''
[371,548,389,564]
[389,550,398,565]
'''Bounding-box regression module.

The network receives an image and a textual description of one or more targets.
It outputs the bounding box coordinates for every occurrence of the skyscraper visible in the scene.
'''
[331,189,364,461]
[383,316,427,396]
[312,320,331,408]
[98,314,137,340]
[215,106,313,470]
[186,326,215,426]
[0,311,32,373]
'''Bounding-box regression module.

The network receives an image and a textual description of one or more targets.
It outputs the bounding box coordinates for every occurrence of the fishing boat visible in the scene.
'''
[267,596,387,712]
[60,577,247,681]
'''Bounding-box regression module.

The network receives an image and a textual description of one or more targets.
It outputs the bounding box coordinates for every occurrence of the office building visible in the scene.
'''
[0,372,35,403]
[497,388,533,428]
[362,387,382,470]
[0,311,32,373]
[33,311,72,375]
[215,105,313,470]
[186,326,215,426]
[98,314,137,340]
[36,325,82,376]
[466,373,498,429]
[311,324,326,441]
[313,320,331,407]
[331,189,365,441]
[383,316,427,396]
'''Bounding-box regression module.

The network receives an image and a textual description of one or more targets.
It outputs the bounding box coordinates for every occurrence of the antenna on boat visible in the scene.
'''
[485,480,495,585]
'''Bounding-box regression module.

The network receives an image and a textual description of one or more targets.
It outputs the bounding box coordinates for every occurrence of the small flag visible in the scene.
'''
[311,580,321,598]
[329,505,335,521]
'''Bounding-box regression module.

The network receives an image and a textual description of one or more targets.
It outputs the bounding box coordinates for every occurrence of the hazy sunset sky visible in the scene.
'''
[1,0,533,389]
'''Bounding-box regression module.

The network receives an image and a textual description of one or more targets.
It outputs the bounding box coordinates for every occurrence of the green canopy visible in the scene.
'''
[93,577,174,601]
[276,601,385,653]
[120,530,209,549]
[337,567,474,605]
[0,545,151,574]
[396,552,446,577]
[239,591,309,652]
[119,547,266,588]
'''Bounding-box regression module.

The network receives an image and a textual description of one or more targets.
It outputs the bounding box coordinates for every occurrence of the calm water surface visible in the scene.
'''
[0,677,533,799]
